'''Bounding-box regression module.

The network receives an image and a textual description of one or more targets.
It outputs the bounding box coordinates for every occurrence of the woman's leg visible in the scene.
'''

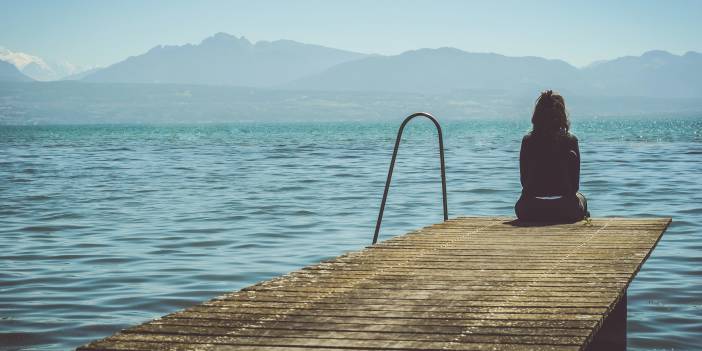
[515,194,543,221]
[517,194,589,222]
[576,192,589,218]
[546,194,587,222]
[516,195,554,221]
[515,195,527,220]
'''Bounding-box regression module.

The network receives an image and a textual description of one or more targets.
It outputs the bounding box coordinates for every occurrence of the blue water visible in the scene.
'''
[1,118,701,350]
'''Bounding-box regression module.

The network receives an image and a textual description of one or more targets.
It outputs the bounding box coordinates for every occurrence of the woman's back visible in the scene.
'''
[520,132,579,197]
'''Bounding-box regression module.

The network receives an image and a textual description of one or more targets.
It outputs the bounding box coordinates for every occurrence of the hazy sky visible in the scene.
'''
[1,0,701,68]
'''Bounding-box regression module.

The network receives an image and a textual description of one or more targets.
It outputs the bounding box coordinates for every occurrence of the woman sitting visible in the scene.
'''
[515,90,589,222]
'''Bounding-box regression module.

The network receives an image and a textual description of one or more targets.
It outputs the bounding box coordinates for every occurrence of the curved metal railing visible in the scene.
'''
[372,112,448,244]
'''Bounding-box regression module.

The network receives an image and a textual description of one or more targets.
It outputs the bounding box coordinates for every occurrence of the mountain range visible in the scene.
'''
[289,48,585,95]
[292,48,702,98]
[0,59,32,82]
[582,50,702,98]
[2,33,702,98]
[0,47,90,81]
[82,33,365,87]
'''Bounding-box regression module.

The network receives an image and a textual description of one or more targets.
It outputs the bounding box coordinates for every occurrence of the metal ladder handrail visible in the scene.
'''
[372,112,448,244]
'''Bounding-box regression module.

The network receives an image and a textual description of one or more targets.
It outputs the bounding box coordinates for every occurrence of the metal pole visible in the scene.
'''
[372,112,448,244]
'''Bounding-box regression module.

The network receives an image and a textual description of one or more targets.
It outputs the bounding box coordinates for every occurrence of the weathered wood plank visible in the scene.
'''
[80,339,583,351]
[77,217,670,351]
[155,316,598,329]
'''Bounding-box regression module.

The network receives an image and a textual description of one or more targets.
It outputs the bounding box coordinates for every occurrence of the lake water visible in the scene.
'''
[1,118,701,350]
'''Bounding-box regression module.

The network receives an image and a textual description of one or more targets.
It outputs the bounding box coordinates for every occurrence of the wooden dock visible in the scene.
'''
[77,217,670,351]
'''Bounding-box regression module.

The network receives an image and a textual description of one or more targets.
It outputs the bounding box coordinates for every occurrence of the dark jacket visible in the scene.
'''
[519,132,580,197]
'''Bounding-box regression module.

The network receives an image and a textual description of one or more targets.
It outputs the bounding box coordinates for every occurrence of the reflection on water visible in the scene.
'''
[0,118,701,350]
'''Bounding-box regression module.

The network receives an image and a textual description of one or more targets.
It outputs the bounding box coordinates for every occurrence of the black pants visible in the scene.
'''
[515,192,588,222]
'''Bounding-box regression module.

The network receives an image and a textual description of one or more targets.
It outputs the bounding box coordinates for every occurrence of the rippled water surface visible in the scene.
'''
[1,118,701,350]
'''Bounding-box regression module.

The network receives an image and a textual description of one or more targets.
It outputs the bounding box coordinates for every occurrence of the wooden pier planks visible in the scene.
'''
[77,217,670,351]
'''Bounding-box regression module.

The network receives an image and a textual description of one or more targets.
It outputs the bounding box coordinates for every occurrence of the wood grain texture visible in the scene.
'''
[77,217,670,351]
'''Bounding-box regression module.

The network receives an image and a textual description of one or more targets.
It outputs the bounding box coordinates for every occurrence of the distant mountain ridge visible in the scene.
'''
[83,32,366,86]
[0,47,89,81]
[0,60,33,82]
[290,48,702,98]
[81,33,702,98]
[288,47,586,95]
[582,50,702,98]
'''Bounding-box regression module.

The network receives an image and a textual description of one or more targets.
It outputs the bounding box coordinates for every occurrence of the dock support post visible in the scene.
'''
[586,292,627,351]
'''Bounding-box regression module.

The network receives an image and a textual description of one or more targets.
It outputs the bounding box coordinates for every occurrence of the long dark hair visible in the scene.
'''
[531,90,570,137]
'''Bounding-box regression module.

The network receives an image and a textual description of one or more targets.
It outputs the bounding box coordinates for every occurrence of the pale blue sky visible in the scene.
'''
[1,0,701,68]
